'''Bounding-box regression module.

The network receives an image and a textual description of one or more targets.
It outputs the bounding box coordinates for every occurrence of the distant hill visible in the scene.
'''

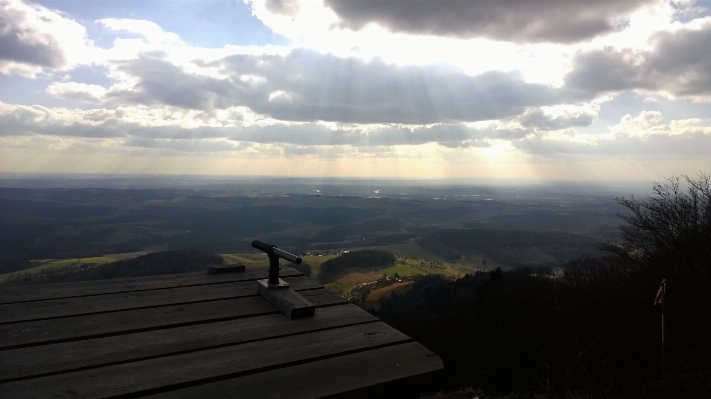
[420,228,602,268]
[13,250,224,284]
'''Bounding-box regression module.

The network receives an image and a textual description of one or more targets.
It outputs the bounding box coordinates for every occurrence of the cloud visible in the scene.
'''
[97,18,183,46]
[324,0,652,43]
[0,0,66,71]
[0,0,91,76]
[0,102,526,148]
[229,123,503,147]
[46,82,108,102]
[123,137,243,152]
[93,49,570,124]
[517,105,598,131]
[515,130,711,156]
[513,112,711,155]
[566,19,711,100]
[611,111,664,134]
[609,110,711,137]
[264,0,300,17]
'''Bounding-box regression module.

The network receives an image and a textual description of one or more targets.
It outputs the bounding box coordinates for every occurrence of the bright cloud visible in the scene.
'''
[0,0,93,75]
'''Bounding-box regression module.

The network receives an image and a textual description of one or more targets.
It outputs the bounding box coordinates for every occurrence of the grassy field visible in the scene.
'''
[300,255,337,276]
[0,244,480,291]
[379,263,431,277]
[304,243,482,296]
[0,251,148,283]
[382,243,451,261]
[332,271,382,285]
[363,281,415,310]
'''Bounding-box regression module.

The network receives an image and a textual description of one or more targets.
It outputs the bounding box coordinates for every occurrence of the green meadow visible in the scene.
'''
[0,252,148,283]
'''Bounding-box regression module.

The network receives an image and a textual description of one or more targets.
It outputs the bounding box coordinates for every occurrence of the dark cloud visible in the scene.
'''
[518,109,595,130]
[110,54,237,110]
[0,2,66,68]
[566,21,711,98]
[106,50,569,124]
[0,105,123,138]
[265,0,300,16]
[324,0,650,43]
[0,103,521,148]
[123,137,242,152]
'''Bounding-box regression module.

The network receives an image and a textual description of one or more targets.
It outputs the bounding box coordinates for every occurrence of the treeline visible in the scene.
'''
[420,228,602,266]
[377,257,711,397]
[376,173,711,398]
[318,250,396,283]
[10,250,224,285]
[309,233,414,250]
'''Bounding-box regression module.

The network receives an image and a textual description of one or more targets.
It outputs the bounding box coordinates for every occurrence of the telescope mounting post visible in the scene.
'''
[252,239,315,319]
[266,245,290,288]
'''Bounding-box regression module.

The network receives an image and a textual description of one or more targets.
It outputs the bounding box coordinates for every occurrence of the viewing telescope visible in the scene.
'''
[251,240,302,285]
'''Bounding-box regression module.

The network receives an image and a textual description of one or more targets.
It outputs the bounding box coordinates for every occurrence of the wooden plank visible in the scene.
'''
[145,341,443,399]
[208,264,245,274]
[0,266,301,304]
[0,289,346,350]
[0,322,412,399]
[0,276,321,324]
[296,288,347,307]
[0,305,375,382]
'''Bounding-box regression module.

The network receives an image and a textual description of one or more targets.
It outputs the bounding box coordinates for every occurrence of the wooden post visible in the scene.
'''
[661,280,666,379]
[654,278,666,379]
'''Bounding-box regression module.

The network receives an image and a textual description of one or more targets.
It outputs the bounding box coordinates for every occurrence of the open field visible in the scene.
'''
[363,281,415,310]
[380,243,451,261]
[313,246,473,296]
[324,282,352,295]
[379,263,432,277]
[300,255,338,276]
[0,251,148,283]
[333,271,382,285]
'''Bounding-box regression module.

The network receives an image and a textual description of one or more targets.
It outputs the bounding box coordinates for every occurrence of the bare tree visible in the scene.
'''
[603,172,711,260]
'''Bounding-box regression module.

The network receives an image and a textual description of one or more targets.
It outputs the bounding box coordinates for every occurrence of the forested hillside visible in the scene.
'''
[376,173,711,398]
[420,228,602,267]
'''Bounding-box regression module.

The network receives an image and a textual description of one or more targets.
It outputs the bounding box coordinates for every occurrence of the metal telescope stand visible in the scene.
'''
[252,240,315,319]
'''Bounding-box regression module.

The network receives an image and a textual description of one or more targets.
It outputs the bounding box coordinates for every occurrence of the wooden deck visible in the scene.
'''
[0,267,443,398]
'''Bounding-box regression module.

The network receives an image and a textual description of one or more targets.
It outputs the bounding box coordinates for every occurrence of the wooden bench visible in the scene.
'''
[0,266,443,398]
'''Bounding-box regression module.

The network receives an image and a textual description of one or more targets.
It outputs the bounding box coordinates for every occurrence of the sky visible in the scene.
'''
[1,0,710,181]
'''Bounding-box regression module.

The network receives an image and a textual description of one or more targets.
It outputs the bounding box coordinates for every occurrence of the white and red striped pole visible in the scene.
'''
[654,279,667,379]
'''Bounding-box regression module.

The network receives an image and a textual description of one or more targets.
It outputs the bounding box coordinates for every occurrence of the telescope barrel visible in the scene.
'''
[251,239,271,253]
[252,240,302,264]
[272,247,302,264]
